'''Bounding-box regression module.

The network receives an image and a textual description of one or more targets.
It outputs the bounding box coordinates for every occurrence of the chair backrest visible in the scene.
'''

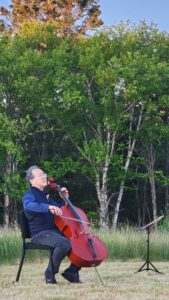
[18,210,31,239]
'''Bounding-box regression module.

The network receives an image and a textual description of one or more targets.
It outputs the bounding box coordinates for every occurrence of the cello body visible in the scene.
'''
[48,178,108,268]
[54,205,108,267]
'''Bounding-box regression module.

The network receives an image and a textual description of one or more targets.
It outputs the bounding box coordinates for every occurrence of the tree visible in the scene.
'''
[1,21,169,229]
[0,113,30,226]
[0,28,55,225]
[51,22,169,229]
[0,0,103,36]
[48,23,144,228]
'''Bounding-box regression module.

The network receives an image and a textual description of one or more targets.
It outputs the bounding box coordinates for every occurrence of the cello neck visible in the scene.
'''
[48,178,83,222]
[57,185,82,221]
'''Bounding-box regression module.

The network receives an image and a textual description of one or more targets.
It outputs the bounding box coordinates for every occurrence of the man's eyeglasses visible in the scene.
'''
[36,173,47,178]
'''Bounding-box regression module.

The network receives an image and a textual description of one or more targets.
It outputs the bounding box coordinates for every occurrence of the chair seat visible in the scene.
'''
[24,242,53,250]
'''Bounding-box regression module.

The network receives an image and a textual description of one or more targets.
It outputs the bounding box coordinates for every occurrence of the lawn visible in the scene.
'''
[1,259,169,300]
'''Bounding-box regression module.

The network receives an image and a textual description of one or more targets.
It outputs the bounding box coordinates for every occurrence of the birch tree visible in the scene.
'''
[53,22,169,228]
[50,23,147,228]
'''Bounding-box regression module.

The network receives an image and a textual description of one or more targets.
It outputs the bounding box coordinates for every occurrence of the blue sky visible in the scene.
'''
[1,0,169,32]
[100,0,169,32]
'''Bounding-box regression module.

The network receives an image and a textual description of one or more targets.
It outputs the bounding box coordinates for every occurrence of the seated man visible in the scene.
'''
[22,165,80,284]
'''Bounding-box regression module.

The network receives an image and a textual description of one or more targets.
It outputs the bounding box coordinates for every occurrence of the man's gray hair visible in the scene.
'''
[26,165,39,183]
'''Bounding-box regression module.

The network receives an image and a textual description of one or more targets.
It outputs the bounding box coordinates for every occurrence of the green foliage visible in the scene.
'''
[0,113,30,200]
[42,155,80,179]
[1,21,169,226]
[158,217,169,231]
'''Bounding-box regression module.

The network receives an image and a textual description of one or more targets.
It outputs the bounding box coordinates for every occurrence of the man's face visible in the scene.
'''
[30,168,47,190]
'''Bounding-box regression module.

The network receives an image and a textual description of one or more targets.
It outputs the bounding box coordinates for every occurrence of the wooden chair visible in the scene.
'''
[16,210,54,282]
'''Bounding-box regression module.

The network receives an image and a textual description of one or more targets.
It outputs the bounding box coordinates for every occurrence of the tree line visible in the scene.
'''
[1,2,169,229]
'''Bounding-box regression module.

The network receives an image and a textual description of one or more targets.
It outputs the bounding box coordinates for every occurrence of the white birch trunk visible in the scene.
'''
[3,154,16,227]
[112,107,143,228]
[146,142,157,221]
[96,178,110,229]
[3,192,10,228]
[149,174,157,221]
[74,128,116,229]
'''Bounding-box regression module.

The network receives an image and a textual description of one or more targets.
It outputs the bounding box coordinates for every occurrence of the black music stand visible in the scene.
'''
[137,216,164,274]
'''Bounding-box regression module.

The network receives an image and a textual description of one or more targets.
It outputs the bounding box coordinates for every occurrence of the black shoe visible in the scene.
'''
[61,271,81,283]
[44,269,57,284]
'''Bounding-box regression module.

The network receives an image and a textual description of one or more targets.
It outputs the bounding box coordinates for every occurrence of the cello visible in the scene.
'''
[48,178,108,268]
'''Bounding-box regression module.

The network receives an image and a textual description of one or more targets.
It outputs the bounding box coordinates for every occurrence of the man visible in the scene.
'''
[22,165,80,284]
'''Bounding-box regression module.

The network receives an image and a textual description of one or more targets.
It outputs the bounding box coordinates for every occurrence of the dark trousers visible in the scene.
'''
[31,229,77,274]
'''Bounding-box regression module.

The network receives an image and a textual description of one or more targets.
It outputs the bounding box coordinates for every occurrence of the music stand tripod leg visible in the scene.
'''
[148,261,163,274]
[137,226,162,273]
[137,260,148,272]
[137,227,150,272]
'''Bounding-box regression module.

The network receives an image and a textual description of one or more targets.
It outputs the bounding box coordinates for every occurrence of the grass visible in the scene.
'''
[98,227,169,261]
[1,227,169,299]
[0,227,21,264]
[2,226,169,264]
[1,260,169,300]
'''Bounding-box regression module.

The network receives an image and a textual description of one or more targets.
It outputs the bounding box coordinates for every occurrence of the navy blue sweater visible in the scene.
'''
[22,186,63,237]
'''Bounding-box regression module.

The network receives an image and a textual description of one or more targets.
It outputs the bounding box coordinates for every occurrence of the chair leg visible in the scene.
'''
[16,247,26,282]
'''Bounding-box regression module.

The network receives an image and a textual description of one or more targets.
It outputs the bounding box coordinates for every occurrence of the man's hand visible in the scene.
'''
[49,205,63,216]
[59,187,69,199]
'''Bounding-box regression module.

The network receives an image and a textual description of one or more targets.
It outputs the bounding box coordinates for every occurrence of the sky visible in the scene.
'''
[100,0,169,32]
[0,0,169,33]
